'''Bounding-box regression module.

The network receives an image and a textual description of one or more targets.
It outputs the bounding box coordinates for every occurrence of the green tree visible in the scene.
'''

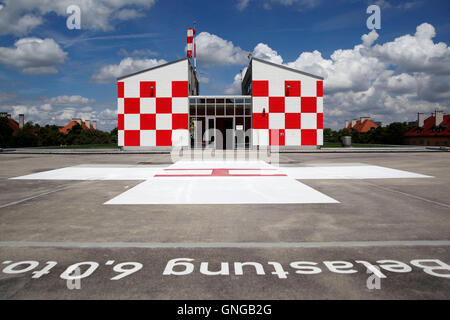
[38,125,65,146]
[110,127,118,144]
[0,117,14,148]
[13,128,39,147]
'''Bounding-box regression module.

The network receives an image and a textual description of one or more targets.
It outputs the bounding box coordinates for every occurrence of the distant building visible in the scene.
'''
[59,118,97,134]
[343,116,379,133]
[404,111,449,146]
[0,112,24,135]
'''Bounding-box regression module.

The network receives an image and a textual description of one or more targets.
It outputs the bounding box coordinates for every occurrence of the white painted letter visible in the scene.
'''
[410,259,450,278]
[60,262,99,280]
[377,260,412,273]
[290,261,322,274]
[268,262,289,279]
[111,262,143,280]
[32,261,57,278]
[3,261,39,274]
[163,258,194,276]
[356,260,386,278]
[234,262,265,275]
[200,262,229,275]
[323,261,357,274]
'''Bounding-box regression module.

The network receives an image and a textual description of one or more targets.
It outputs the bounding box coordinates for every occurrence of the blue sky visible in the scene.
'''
[0,0,449,130]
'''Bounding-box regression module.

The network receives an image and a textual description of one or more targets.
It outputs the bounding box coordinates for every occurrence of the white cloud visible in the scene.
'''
[198,77,210,84]
[236,0,250,11]
[118,48,158,57]
[373,0,423,10]
[0,38,67,74]
[194,32,248,67]
[238,0,322,11]
[370,23,450,74]
[91,57,167,84]
[81,106,93,112]
[361,30,379,47]
[253,43,283,64]
[192,33,281,68]
[40,103,52,111]
[47,95,95,106]
[221,23,449,128]
[5,103,118,131]
[224,41,284,94]
[0,0,156,35]
[292,23,449,127]
[115,9,144,21]
[224,69,246,95]
[6,14,43,36]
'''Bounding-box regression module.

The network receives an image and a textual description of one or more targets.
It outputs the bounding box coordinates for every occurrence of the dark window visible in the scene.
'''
[207,103,215,115]
[216,104,225,116]
[226,104,234,116]
[245,103,252,116]
[236,104,244,116]
[189,104,196,116]
[245,117,251,132]
[197,104,205,116]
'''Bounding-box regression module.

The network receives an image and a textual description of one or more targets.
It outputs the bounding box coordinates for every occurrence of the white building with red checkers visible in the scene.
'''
[117,50,324,150]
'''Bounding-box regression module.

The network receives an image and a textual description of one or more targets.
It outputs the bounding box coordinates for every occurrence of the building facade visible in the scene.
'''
[404,111,449,146]
[117,57,324,150]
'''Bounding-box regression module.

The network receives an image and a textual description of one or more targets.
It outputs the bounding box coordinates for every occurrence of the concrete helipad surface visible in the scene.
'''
[0,152,449,299]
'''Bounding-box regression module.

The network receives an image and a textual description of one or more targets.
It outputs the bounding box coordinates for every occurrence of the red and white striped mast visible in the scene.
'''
[187,23,197,72]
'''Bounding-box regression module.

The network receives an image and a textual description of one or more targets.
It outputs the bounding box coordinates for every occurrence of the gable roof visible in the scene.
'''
[250,57,324,80]
[346,119,379,133]
[404,114,450,137]
[59,120,91,134]
[8,118,19,131]
[117,58,189,81]
[8,118,20,135]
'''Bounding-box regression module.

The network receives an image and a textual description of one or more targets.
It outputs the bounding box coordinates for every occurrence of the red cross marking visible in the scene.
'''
[154,168,287,177]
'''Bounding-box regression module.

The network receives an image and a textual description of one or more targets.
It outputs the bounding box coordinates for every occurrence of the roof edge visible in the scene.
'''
[251,57,324,80]
[117,58,190,81]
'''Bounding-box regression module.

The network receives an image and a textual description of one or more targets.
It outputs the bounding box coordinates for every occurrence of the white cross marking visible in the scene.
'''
[11,161,432,205]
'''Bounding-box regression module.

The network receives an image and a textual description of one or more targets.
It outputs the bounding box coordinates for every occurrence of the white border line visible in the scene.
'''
[0,240,449,249]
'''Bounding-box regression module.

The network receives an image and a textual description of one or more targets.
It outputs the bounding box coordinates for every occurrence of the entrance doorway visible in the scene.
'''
[189,96,252,149]
[216,117,234,149]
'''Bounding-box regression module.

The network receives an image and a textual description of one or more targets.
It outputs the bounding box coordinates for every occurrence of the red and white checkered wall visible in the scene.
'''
[251,60,324,147]
[117,80,190,147]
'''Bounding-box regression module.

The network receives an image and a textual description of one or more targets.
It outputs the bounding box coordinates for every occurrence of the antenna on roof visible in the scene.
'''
[248,52,252,60]
[187,22,197,73]
[193,21,197,73]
